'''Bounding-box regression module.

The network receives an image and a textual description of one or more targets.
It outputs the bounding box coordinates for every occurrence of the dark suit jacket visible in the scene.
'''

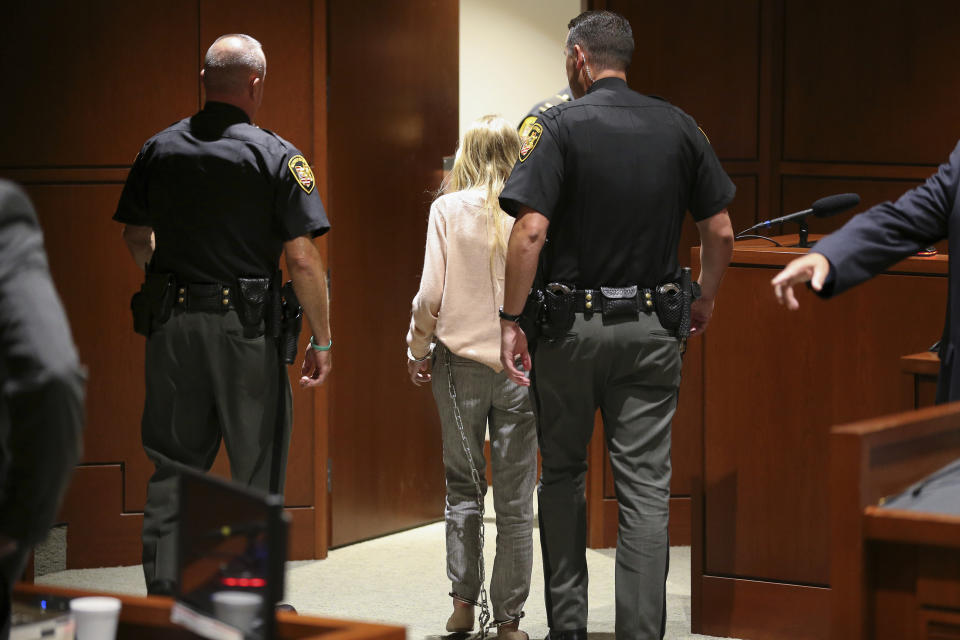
[0,180,84,580]
[813,141,960,402]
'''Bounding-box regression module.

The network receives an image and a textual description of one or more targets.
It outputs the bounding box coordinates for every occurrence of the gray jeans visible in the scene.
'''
[534,312,681,640]
[432,344,538,623]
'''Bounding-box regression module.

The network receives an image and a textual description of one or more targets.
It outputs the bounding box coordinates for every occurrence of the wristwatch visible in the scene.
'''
[498,307,522,323]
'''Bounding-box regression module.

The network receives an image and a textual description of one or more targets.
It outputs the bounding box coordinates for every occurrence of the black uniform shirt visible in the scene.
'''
[113,101,330,283]
[500,77,735,288]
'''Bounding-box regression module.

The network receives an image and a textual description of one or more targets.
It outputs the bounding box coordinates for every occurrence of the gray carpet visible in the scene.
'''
[36,502,735,640]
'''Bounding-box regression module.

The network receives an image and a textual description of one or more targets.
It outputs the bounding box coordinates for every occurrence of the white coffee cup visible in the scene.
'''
[211,590,263,631]
[70,596,122,640]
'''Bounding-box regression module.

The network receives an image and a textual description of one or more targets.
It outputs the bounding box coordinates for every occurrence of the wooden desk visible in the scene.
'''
[689,235,948,640]
[830,402,960,640]
[901,351,940,409]
[13,583,406,640]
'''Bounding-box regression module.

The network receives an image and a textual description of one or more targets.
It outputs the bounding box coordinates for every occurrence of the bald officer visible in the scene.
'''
[114,34,332,595]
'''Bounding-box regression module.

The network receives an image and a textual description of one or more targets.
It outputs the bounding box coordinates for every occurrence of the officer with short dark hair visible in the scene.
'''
[114,33,332,595]
[498,10,735,640]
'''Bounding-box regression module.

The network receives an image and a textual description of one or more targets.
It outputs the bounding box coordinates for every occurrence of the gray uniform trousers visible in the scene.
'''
[141,309,291,593]
[533,312,681,640]
[431,344,538,623]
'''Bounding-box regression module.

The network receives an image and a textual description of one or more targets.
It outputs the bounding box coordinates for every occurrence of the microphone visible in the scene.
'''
[741,193,860,234]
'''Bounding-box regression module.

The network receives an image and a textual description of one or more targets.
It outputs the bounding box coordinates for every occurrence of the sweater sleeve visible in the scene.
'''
[406,202,447,358]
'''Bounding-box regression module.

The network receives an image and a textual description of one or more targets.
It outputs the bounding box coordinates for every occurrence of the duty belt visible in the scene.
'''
[174,282,237,312]
[573,287,659,314]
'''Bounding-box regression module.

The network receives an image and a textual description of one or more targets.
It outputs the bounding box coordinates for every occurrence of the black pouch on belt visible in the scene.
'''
[540,288,575,338]
[236,277,271,329]
[130,272,174,337]
[654,282,683,333]
[600,286,639,319]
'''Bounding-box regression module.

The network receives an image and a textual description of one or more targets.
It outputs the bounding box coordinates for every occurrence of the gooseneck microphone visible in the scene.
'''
[735,193,861,248]
[740,193,861,234]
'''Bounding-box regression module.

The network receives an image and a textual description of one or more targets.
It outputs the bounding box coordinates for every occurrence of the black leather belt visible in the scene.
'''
[574,287,657,314]
[174,282,236,312]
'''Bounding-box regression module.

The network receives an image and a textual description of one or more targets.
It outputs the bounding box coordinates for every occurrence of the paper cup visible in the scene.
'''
[70,596,122,640]
[211,590,263,631]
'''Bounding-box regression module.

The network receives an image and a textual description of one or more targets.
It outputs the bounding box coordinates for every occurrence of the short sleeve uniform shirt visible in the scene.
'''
[500,77,734,288]
[113,101,330,283]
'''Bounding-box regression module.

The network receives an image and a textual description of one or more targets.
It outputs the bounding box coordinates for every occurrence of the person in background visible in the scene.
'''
[407,115,537,640]
[0,180,85,636]
[772,140,960,403]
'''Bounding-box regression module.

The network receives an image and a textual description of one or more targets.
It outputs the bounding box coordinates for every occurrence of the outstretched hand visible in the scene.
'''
[771,253,831,310]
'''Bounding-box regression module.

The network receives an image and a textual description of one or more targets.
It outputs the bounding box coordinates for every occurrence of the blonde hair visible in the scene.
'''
[441,115,521,289]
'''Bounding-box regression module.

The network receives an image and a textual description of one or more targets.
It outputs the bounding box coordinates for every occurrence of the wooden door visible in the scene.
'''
[326,1,458,546]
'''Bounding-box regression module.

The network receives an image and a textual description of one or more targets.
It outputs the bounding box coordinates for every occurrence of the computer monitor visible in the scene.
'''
[172,468,288,640]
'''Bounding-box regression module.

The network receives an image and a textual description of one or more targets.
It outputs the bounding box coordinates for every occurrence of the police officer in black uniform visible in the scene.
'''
[0,180,84,635]
[498,11,735,640]
[518,87,572,140]
[114,34,332,595]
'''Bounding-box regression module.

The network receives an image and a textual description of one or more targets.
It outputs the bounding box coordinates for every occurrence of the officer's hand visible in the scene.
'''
[690,297,715,335]
[408,357,432,386]
[500,320,531,387]
[300,346,331,387]
[771,253,830,310]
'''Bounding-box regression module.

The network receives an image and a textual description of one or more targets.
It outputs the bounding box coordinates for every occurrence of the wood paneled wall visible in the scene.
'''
[0,0,330,568]
[326,0,457,547]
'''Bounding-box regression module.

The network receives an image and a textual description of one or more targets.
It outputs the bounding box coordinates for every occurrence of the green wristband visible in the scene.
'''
[310,336,332,351]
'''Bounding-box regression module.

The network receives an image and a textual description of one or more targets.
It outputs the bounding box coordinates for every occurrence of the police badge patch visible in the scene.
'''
[519,123,542,163]
[288,155,315,194]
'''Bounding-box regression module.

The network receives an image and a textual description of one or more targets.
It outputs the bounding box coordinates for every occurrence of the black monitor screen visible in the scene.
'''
[174,469,288,640]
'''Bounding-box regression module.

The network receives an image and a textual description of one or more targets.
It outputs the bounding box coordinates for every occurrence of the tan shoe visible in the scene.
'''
[446,599,475,633]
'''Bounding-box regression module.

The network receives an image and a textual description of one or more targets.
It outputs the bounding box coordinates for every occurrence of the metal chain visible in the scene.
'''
[443,348,491,638]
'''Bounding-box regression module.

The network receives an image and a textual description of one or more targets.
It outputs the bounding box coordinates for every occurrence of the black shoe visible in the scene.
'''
[147,580,176,597]
[276,603,297,614]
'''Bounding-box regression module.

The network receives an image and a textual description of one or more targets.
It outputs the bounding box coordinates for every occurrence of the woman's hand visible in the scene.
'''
[408,357,432,385]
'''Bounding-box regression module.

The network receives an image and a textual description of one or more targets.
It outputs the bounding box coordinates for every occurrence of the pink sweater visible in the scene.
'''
[406,189,513,373]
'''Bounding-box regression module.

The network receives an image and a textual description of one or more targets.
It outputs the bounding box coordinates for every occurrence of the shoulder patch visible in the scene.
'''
[697,126,711,144]
[518,116,539,139]
[518,123,543,163]
[288,155,315,194]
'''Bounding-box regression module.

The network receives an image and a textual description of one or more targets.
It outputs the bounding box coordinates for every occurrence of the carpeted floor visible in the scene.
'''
[37,501,735,640]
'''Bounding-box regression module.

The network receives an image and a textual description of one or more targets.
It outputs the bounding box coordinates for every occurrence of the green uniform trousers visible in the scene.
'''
[533,312,681,640]
[140,309,291,594]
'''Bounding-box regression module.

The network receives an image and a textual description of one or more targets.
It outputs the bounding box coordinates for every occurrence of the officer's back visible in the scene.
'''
[128,104,296,284]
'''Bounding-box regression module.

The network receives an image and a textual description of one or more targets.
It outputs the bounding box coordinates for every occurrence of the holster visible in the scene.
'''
[278,281,303,365]
[236,277,272,331]
[540,288,575,339]
[518,288,544,350]
[130,272,174,337]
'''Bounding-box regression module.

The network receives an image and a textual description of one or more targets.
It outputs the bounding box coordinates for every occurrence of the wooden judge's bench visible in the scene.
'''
[585,235,954,640]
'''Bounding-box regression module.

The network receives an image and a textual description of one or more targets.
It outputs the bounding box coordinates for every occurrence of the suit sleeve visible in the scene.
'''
[812,141,958,297]
[0,182,85,546]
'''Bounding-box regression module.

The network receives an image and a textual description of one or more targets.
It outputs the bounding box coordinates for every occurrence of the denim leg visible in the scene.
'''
[487,372,537,622]
[432,346,493,602]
